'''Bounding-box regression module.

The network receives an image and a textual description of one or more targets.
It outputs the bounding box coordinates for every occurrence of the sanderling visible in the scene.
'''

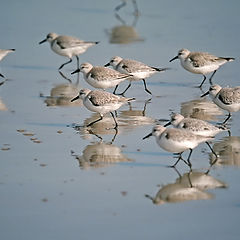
[201,84,240,124]
[170,49,234,88]
[71,88,135,128]
[143,125,215,168]
[0,49,15,78]
[164,113,227,137]
[105,56,168,95]
[39,33,99,70]
[71,62,132,93]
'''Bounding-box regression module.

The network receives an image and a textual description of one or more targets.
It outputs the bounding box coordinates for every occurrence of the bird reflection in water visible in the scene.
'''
[145,168,227,205]
[71,139,133,170]
[180,97,223,121]
[115,0,139,16]
[43,72,82,107]
[118,99,155,129]
[209,136,240,167]
[106,1,143,44]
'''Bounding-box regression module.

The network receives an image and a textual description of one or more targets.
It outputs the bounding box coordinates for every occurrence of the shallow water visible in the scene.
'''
[1,1,240,239]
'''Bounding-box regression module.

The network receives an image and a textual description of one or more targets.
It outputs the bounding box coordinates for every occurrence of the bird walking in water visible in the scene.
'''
[201,84,240,125]
[71,89,135,129]
[170,48,234,88]
[39,32,99,70]
[71,62,132,93]
[105,56,168,95]
[143,125,217,168]
[164,112,228,137]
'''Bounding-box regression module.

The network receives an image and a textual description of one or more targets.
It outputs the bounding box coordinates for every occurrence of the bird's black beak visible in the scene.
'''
[169,55,178,62]
[164,121,171,127]
[201,91,209,97]
[143,132,152,140]
[71,95,80,102]
[39,38,47,44]
[104,62,110,67]
[71,69,80,75]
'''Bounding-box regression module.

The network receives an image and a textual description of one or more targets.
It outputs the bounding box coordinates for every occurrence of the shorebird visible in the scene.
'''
[201,84,240,124]
[143,125,216,168]
[39,32,99,70]
[170,48,234,88]
[105,56,168,95]
[164,113,227,137]
[71,62,132,93]
[71,88,135,128]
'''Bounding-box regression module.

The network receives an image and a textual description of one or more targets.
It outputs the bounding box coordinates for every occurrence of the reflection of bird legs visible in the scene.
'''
[110,128,118,143]
[115,1,127,12]
[204,141,218,174]
[87,127,118,144]
[142,98,151,116]
[58,70,72,83]
[87,129,103,141]
[115,0,139,17]
[115,12,126,25]
[115,2,139,27]
[186,170,193,187]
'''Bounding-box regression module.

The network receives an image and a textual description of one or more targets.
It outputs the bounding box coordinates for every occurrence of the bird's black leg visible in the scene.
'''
[186,149,193,168]
[113,85,119,94]
[59,58,72,70]
[222,112,231,125]
[209,70,217,85]
[87,115,103,127]
[205,141,218,159]
[142,79,152,95]
[120,82,131,95]
[76,55,79,69]
[199,75,207,88]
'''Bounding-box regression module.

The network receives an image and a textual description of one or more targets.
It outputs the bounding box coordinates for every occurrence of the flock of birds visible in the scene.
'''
[1,13,239,170]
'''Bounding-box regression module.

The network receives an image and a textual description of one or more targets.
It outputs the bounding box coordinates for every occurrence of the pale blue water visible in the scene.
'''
[1,1,240,239]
